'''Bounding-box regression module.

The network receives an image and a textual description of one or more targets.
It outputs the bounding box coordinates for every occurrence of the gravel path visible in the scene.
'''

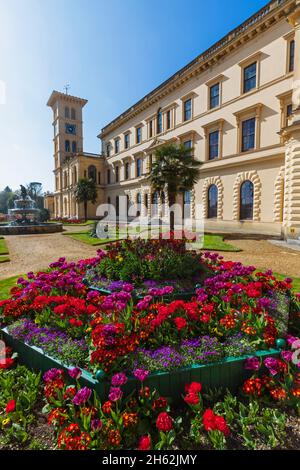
[0,232,97,280]
[0,232,300,281]
[220,238,300,278]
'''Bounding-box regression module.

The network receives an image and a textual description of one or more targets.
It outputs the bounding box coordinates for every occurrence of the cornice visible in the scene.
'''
[99,0,296,138]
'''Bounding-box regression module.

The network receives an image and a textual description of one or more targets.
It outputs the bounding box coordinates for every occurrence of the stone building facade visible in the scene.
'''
[48,0,300,239]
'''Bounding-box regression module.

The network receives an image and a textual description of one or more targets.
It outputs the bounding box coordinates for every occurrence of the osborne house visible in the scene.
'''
[46,0,300,240]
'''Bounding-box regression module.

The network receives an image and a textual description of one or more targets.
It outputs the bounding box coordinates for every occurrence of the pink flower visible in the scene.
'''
[111,373,127,387]
[68,367,82,380]
[264,357,281,376]
[281,350,293,362]
[72,387,92,406]
[133,368,149,382]
[108,387,123,402]
[244,357,260,371]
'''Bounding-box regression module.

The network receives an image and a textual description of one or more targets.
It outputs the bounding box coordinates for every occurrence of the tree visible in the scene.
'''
[74,178,97,221]
[27,182,44,209]
[0,187,15,214]
[149,143,202,236]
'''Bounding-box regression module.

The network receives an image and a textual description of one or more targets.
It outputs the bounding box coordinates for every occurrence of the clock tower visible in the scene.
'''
[47,90,88,217]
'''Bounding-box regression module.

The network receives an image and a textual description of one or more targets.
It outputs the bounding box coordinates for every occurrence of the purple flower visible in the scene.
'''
[133,368,149,382]
[281,350,293,362]
[111,373,127,387]
[43,368,63,383]
[91,418,103,432]
[244,357,260,371]
[69,367,82,380]
[72,387,92,406]
[108,387,123,402]
[264,357,281,376]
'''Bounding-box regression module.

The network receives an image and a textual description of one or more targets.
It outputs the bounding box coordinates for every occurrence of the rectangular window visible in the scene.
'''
[166,110,171,129]
[243,62,257,93]
[286,104,293,126]
[209,131,219,160]
[125,162,130,180]
[183,98,192,121]
[124,133,130,149]
[289,40,295,72]
[114,139,120,154]
[115,166,119,183]
[106,143,111,157]
[242,118,256,152]
[136,158,142,177]
[149,120,153,138]
[210,83,220,109]
[136,127,142,144]
[107,169,111,184]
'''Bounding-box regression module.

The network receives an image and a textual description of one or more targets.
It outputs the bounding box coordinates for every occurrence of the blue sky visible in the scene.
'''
[0,0,269,192]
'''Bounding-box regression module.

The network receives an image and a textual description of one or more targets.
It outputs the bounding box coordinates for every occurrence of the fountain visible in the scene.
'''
[0,185,62,235]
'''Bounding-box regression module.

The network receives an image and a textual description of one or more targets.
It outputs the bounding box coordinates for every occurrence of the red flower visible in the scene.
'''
[203,409,230,436]
[6,399,16,413]
[184,393,199,405]
[174,317,187,331]
[0,358,14,369]
[203,409,216,431]
[156,412,173,432]
[185,382,202,394]
[152,397,168,410]
[138,435,151,450]
[214,415,230,436]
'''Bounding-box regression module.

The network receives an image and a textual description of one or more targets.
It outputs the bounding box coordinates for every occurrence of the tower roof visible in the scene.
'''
[47,90,88,108]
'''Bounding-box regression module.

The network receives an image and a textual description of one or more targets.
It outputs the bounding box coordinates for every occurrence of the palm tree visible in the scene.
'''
[74,178,97,221]
[149,143,201,236]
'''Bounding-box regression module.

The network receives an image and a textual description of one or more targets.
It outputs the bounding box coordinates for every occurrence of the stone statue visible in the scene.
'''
[20,185,28,200]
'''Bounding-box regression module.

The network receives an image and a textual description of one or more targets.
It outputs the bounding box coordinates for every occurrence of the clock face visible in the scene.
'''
[65,123,76,135]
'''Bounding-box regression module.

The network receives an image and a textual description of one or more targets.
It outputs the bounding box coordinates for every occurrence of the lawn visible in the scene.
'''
[0,236,10,263]
[0,275,20,300]
[195,234,241,252]
[0,237,9,255]
[62,231,121,246]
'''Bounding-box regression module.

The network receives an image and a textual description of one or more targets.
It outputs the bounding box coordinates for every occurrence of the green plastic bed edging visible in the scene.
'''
[1,327,280,404]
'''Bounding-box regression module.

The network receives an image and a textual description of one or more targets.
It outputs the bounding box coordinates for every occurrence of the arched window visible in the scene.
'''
[152,191,159,215]
[240,180,254,220]
[184,190,191,218]
[136,193,141,217]
[88,165,97,183]
[65,107,70,118]
[207,185,218,219]
[74,166,77,184]
[157,108,162,134]
[71,108,76,120]
[116,196,119,217]
[72,141,77,153]
[65,140,70,152]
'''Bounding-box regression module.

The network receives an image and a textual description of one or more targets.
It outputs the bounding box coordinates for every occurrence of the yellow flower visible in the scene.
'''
[86,327,92,333]
[2,418,10,427]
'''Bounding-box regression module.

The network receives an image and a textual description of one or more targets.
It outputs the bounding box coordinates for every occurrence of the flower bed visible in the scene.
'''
[0,242,299,450]
[84,238,208,299]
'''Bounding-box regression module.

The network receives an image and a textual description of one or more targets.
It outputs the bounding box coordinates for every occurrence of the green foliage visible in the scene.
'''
[213,392,287,450]
[0,366,41,445]
[74,178,98,220]
[39,208,50,222]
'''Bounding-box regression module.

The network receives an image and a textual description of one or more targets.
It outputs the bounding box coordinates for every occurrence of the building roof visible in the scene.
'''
[99,0,295,138]
[47,90,88,108]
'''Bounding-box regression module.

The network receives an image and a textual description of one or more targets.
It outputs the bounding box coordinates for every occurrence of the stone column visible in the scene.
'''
[282,3,300,239]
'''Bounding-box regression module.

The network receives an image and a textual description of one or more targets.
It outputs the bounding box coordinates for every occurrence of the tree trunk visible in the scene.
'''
[84,201,87,222]
[169,194,176,240]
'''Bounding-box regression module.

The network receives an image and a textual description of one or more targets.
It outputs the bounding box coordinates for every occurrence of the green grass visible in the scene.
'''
[190,234,241,252]
[0,237,10,263]
[0,238,9,255]
[0,275,20,300]
[63,231,122,246]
